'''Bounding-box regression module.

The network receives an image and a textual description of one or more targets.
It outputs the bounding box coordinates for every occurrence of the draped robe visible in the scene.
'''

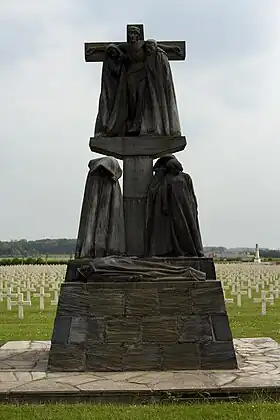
[94,42,181,137]
[94,45,128,137]
[75,157,125,258]
[77,256,206,282]
[141,46,181,136]
[146,155,204,257]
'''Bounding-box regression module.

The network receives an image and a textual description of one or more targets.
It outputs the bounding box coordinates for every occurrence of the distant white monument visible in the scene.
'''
[254,243,262,263]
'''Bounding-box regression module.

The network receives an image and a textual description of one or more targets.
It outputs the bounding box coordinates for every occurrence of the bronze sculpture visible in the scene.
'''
[94,26,182,137]
[48,24,237,374]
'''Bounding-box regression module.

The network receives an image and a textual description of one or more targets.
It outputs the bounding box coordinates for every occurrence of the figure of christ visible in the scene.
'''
[117,26,147,136]
[93,26,183,137]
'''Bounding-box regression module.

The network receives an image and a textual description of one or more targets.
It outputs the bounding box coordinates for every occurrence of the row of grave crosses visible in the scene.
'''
[1,282,60,319]
[222,280,278,315]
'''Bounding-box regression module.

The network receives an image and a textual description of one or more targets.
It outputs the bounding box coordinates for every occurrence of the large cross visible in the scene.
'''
[85,23,186,62]
[86,24,187,257]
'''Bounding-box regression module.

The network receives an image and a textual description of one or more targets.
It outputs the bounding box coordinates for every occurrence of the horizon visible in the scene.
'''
[0,237,277,251]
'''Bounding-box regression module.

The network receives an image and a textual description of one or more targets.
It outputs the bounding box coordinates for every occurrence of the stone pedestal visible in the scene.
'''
[90,136,186,256]
[48,264,236,372]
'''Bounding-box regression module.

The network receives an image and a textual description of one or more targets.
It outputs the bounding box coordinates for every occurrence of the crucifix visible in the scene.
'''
[85,23,186,62]
[85,24,187,256]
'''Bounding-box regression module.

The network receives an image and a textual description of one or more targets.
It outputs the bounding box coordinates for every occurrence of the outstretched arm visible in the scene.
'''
[157,43,184,57]
[85,43,125,61]
[85,44,107,61]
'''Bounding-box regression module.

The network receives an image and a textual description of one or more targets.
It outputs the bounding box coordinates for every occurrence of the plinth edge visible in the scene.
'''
[89,136,187,159]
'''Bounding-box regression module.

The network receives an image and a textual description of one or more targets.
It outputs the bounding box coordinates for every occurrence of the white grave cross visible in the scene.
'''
[253,290,274,315]
[10,292,31,319]
[50,281,60,306]
[247,279,252,299]
[33,286,51,310]
[22,280,36,302]
[230,284,247,307]
[6,287,18,311]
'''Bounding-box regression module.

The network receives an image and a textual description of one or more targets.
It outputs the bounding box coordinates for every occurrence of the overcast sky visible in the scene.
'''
[1,1,279,248]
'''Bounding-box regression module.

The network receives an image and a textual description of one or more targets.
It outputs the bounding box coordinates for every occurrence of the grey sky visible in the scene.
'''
[1,1,279,248]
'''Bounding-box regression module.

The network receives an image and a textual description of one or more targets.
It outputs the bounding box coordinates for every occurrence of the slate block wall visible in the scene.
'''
[48,280,237,372]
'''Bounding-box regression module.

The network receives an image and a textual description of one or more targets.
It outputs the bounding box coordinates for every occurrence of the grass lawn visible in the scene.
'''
[1,295,280,418]
[1,401,280,419]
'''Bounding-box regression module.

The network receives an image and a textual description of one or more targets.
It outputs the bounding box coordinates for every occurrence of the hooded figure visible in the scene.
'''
[75,157,125,258]
[146,154,204,257]
[94,44,128,137]
[142,39,181,136]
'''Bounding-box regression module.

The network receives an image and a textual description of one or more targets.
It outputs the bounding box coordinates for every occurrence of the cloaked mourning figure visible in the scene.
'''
[94,44,127,137]
[75,157,125,258]
[146,155,204,257]
[142,39,181,136]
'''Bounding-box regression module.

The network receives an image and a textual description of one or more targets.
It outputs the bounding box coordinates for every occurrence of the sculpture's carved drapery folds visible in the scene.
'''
[75,157,125,258]
[77,256,206,282]
[146,155,204,257]
[94,27,182,137]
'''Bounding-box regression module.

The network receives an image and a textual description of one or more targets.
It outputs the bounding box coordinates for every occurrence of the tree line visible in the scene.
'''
[0,239,279,259]
[0,239,76,257]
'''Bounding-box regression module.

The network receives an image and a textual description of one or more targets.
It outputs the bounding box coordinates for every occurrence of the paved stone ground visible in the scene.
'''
[0,338,280,402]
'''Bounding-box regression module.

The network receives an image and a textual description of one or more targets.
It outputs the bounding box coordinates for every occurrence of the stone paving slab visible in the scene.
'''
[0,338,280,402]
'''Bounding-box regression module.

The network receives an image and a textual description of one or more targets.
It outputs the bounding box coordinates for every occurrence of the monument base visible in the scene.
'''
[48,259,236,372]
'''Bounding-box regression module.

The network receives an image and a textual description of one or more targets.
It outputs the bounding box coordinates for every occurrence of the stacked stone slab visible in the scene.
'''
[48,270,237,371]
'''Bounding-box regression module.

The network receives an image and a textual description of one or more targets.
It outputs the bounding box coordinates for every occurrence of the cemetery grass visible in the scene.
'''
[1,296,280,343]
[1,401,280,420]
